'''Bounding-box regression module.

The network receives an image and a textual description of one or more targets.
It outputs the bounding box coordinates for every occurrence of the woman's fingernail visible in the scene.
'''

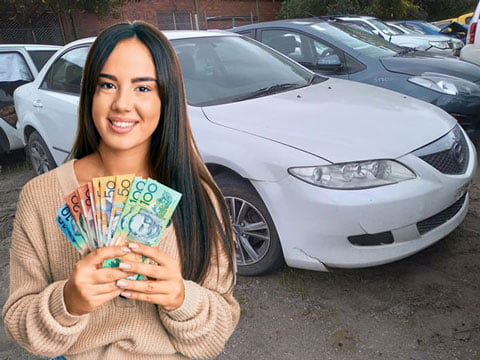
[128,243,139,249]
[121,247,131,253]
[117,280,128,288]
[121,291,131,297]
[119,262,131,270]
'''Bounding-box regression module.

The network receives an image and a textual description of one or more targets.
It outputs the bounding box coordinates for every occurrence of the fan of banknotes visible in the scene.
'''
[55,175,182,274]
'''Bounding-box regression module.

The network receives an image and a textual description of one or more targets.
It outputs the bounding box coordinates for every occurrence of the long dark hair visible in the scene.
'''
[69,21,235,285]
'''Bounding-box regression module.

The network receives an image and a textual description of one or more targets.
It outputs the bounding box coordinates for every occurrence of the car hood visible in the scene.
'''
[201,78,455,163]
[380,54,480,82]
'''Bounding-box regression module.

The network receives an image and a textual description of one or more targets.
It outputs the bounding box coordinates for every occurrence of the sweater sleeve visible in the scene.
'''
[158,254,240,360]
[158,184,240,359]
[2,183,89,358]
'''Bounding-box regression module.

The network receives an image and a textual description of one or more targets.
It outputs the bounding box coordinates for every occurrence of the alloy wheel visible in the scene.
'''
[225,196,271,266]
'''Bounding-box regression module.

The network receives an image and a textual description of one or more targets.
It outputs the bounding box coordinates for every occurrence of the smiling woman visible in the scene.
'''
[3,21,239,360]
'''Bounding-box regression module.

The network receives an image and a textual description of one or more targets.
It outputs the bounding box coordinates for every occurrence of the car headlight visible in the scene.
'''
[429,40,450,49]
[408,73,480,96]
[288,160,416,189]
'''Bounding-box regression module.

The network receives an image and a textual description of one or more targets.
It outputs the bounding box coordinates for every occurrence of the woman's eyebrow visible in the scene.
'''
[98,73,157,82]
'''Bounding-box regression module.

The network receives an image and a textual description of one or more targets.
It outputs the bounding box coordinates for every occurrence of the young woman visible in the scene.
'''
[2,21,239,359]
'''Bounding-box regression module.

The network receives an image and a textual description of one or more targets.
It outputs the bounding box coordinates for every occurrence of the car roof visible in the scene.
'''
[59,30,239,49]
[0,44,61,51]
[232,18,331,31]
[329,15,377,20]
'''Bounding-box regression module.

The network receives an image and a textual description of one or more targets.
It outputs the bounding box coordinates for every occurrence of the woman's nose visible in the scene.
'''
[112,88,133,112]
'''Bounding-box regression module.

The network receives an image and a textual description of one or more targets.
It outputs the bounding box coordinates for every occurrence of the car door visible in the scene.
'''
[257,28,350,79]
[35,45,89,165]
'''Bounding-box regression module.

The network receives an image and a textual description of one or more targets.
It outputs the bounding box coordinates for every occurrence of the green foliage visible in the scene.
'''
[278,0,474,20]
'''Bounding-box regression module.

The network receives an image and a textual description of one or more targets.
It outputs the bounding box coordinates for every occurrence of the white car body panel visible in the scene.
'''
[461,1,480,65]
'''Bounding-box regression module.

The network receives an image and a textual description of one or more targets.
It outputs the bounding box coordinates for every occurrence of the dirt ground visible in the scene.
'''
[0,151,479,360]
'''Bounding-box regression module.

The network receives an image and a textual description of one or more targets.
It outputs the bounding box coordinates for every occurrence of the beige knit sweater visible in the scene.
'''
[2,161,240,360]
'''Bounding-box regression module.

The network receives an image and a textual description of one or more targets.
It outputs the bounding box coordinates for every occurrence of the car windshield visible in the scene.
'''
[171,36,315,106]
[370,19,403,35]
[311,22,402,58]
[419,21,442,32]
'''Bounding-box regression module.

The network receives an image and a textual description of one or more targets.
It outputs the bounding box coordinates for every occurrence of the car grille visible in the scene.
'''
[417,193,467,235]
[415,125,469,175]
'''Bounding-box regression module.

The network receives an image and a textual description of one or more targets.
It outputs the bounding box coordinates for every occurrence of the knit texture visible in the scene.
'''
[2,161,240,360]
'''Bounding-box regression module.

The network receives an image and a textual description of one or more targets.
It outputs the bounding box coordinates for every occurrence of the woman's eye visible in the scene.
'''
[137,86,150,92]
[98,82,115,89]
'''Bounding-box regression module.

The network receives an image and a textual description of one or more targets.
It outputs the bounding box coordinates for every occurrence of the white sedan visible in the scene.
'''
[0,44,59,153]
[14,31,477,275]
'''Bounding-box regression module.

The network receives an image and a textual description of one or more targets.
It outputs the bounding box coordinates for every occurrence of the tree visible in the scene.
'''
[277,0,473,20]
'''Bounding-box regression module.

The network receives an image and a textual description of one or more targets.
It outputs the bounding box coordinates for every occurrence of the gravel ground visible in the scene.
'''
[0,152,479,360]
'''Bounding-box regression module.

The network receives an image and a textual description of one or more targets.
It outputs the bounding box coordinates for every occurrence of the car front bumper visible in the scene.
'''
[253,135,477,271]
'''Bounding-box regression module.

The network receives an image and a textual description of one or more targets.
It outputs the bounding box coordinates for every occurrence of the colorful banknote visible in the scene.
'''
[55,174,182,279]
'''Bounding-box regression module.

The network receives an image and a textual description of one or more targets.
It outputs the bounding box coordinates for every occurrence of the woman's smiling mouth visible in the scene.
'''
[109,118,138,133]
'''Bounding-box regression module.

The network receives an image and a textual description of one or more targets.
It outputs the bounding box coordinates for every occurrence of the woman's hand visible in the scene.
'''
[115,242,185,311]
[64,246,134,316]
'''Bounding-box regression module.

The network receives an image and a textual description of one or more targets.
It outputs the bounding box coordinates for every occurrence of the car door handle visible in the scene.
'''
[33,100,43,108]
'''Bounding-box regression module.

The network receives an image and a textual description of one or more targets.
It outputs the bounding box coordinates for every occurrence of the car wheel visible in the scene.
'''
[215,174,285,276]
[27,131,56,175]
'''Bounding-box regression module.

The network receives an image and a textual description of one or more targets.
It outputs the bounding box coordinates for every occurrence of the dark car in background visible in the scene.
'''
[232,19,480,142]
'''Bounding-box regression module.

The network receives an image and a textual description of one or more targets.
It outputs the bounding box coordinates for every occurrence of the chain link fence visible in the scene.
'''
[0,13,64,45]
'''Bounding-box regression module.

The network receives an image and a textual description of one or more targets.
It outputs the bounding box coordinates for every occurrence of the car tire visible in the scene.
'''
[0,128,9,153]
[27,131,56,175]
[215,174,285,276]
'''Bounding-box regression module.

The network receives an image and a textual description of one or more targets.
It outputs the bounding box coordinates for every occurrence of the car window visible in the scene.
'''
[403,23,427,34]
[420,22,442,32]
[41,46,89,95]
[28,50,57,72]
[0,52,33,82]
[261,30,315,64]
[370,19,402,35]
[172,36,313,106]
[0,51,34,128]
[260,29,350,75]
[312,23,401,58]
[236,29,255,39]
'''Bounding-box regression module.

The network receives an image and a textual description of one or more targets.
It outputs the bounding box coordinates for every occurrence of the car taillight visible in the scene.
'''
[468,22,477,44]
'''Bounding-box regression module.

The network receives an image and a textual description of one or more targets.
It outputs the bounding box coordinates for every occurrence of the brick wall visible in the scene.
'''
[71,0,281,39]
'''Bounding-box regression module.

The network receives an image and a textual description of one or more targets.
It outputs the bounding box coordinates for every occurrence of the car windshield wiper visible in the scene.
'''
[233,83,306,101]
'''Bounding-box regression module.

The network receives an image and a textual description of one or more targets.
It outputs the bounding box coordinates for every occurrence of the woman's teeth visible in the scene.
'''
[112,121,134,128]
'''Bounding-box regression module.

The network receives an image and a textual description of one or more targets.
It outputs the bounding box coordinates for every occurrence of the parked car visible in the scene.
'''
[0,44,59,153]
[15,31,477,276]
[433,12,474,27]
[231,19,480,142]
[329,15,458,56]
[390,20,466,49]
[461,1,480,65]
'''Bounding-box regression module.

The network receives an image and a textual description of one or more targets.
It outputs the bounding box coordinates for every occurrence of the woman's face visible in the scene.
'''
[92,37,161,155]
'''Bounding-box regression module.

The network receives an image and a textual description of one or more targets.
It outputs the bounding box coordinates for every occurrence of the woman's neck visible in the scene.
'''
[74,146,151,186]
[95,147,151,178]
